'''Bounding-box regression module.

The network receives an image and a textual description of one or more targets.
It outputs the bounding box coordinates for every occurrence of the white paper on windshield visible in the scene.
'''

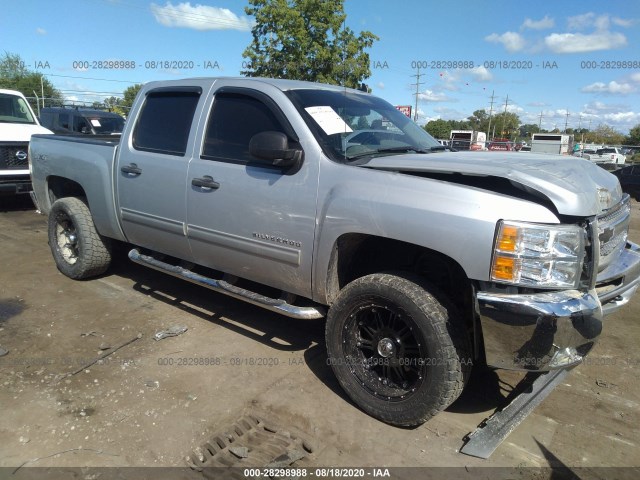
[90,119,102,127]
[305,106,352,135]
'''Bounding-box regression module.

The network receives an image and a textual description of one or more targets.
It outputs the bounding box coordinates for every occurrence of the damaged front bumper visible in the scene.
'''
[477,241,640,371]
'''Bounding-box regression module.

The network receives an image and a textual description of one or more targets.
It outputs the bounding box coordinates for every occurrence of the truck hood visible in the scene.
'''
[0,123,52,142]
[362,151,621,217]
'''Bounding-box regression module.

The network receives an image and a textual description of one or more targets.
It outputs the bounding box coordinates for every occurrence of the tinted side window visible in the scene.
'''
[133,91,200,156]
[59,114,70,130]
[39,112,53,128]
[74,116,90,133]
[202,93,287,162]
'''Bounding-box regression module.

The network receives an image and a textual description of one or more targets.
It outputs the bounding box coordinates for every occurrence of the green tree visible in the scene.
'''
[584,124,625,145]
[467,109,489,132]
[423,119,452,139]
[519,123,540,140]
[242,0,378,88]
[626,124,640,145]
[0,52,63,111]
[492,111,520,138]
[122,84,142,111]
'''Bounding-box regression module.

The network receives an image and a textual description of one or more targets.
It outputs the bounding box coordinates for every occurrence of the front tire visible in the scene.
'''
[48,197,112,279]
[325,273,470,426]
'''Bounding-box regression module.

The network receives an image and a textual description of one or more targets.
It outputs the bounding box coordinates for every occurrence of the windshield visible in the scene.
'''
[285,89,441,162]
[82,115,125,134]
[0,93,36,124]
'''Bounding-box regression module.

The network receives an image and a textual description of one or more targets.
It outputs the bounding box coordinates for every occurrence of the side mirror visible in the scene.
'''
[81,126,92,134]
[249,131,303,170]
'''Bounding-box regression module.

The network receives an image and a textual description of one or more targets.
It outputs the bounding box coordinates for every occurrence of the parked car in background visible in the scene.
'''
[39,107,125,135]
[488,138,514,151]
[611,165,640,200]
[575,148,597,158]
[0,89,52,195]
[589,147,627,165]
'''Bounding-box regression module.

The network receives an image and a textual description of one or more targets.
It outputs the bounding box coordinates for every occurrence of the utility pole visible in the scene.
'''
[486,90,495,141]
[500,94,509,137]
[410,67,424,123]
[563,109,570,133]
[538,111,543,130]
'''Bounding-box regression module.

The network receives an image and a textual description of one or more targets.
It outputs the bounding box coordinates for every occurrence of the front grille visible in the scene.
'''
[0,142,30,169]
[597,195,630,272]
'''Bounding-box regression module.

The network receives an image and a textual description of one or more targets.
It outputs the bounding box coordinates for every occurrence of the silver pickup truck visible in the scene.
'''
[29,77,640,427]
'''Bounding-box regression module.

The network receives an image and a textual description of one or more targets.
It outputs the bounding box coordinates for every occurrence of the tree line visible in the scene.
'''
[423,109,639,146]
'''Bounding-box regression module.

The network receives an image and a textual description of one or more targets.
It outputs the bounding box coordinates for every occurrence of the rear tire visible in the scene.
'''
[325,273,470,426]
[48,197,112,279]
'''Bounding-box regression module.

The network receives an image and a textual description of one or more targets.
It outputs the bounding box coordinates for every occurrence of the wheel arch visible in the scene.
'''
[46,175,86,210]
[324,233,478,358]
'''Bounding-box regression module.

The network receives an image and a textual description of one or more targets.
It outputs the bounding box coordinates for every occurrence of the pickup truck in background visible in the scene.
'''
[583,147,627,165]
[39,107,125,135]
[29,77,640,427]
[0,89,51,195]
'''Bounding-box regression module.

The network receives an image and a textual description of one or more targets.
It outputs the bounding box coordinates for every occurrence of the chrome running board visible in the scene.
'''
[128,248,325,320]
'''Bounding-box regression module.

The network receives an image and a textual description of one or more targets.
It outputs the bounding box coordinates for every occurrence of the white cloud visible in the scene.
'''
[604,111,640,123]
[544,31,627,53]
[612,17,634,27]
[521,15,554,30]
[567,12,598,30]
[581,80,635,94]
[150,2,254,31]
[418,90,450,102]
[567,13,634,31]
[485,31,526,52]
[469,66,492,82]
[36,27,47,35]
[578,101,640,130]
[376,82,385,90]
[432,106,468,120]
[630,72,640,83]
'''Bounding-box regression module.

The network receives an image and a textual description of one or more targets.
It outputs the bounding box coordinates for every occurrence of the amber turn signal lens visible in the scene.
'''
[497,225,519,252]
[492,256,517,281]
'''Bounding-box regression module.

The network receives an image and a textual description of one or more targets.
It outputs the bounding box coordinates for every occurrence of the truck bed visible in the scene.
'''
[29,133,126,241]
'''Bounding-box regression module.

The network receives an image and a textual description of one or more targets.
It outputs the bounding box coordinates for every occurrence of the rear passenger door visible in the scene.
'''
[185,85,318,298]
[117,84,208,260]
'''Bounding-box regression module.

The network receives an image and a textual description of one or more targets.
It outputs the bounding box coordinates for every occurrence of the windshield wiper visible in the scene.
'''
[346,146,430,161]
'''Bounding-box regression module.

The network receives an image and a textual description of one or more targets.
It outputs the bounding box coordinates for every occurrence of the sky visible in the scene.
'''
[1,0,639,134]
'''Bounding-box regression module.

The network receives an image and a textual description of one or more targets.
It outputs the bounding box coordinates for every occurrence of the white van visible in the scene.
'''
[0,89,52,194]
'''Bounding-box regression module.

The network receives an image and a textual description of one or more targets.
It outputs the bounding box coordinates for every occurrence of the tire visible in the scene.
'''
[325,273,470,426]
[48,197,112,279]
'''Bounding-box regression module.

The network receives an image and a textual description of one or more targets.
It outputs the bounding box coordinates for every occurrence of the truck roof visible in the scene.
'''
[40,107,123,118]
[0,88,28,97]
[142,77,364,94]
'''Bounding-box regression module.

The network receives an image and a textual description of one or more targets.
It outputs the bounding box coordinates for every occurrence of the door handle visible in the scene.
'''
[192,175,220,190]
[121,163,142,175]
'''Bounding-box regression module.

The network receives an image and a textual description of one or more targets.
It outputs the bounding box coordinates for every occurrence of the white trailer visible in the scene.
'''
[531,133,573,154]
[450,130,486,150]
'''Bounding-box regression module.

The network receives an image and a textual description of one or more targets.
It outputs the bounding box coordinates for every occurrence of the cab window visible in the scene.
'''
[202,92,289,164]
[133,90,200,156]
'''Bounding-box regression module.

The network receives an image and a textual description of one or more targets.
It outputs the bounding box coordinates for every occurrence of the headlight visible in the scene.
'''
[490,221,585,288]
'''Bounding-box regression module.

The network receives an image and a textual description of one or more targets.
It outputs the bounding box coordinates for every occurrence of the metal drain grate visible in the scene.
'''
[186,414,315,473]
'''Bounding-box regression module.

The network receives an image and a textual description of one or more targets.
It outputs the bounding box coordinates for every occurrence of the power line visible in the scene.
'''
[45,73,142,84]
